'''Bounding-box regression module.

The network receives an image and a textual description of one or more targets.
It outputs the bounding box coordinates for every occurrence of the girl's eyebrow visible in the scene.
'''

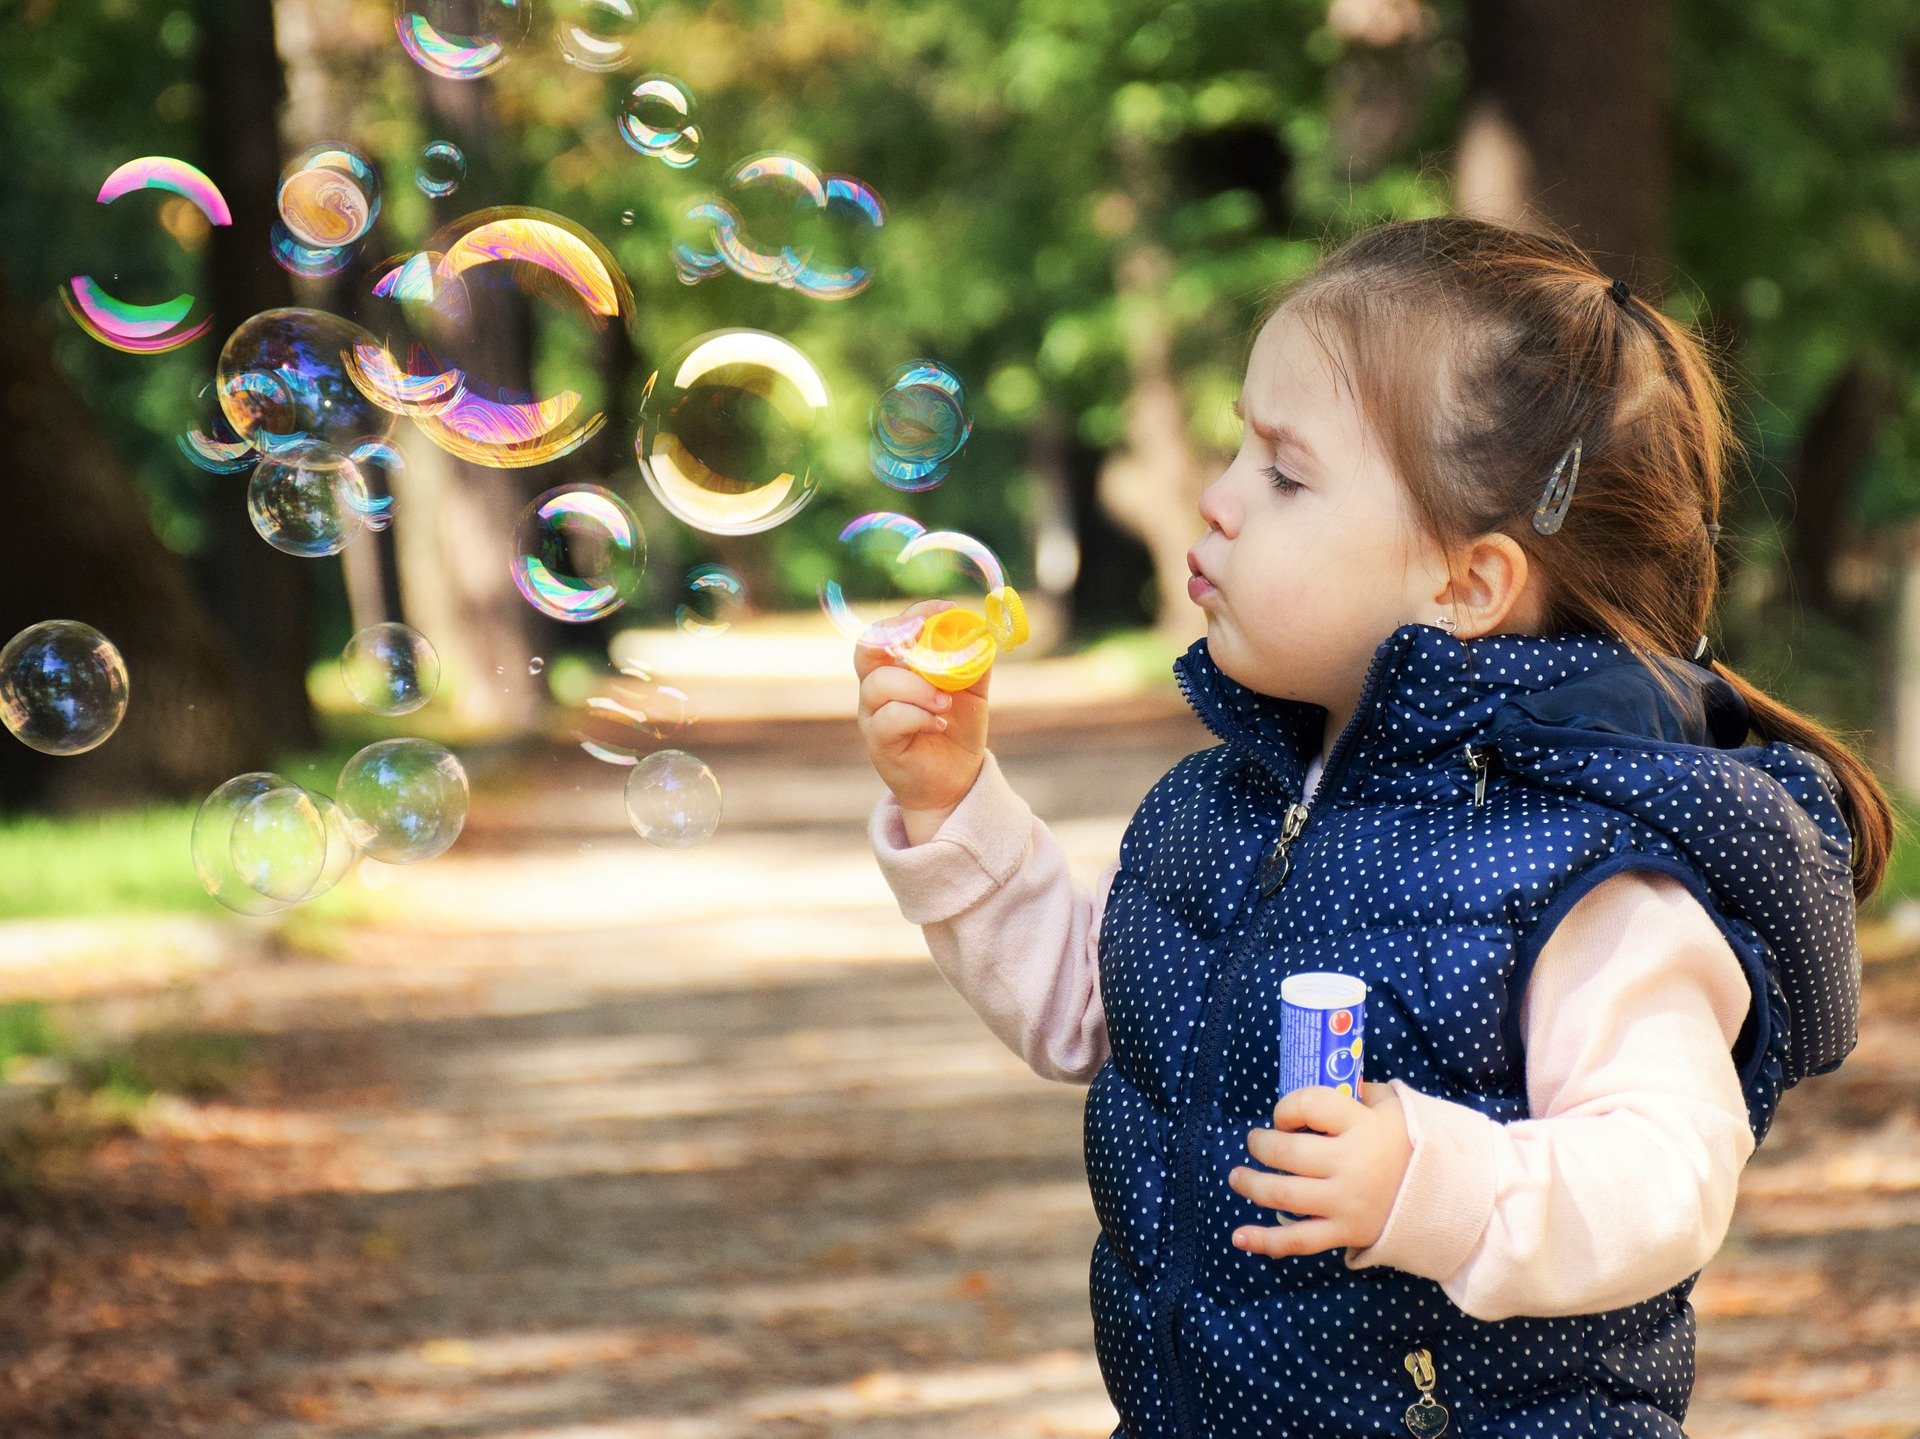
[1231,396,1327,477]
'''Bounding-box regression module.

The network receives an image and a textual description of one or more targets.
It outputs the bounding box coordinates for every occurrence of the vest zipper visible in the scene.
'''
[1256,803,1309,896]
[1464,743,1490,807]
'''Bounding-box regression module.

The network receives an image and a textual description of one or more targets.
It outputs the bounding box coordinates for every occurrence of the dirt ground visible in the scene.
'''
[2,705,1918,1438]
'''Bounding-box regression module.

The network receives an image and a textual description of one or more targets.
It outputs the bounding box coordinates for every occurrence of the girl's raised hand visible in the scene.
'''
[854,599,991,824]
[1225,1081,1413,1257]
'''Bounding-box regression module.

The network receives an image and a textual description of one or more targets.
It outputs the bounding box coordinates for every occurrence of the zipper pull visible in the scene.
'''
[1463,744,1490,808]
[1402,1346,1451,1436]
[1257,804,1309,897]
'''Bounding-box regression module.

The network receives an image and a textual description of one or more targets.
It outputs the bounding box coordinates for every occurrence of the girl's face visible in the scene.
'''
[1188,308,1457,725]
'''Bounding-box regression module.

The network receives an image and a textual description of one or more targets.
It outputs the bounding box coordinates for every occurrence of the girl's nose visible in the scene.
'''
[1198,475,1235,536]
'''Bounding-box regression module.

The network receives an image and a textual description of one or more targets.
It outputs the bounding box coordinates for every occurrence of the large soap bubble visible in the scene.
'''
[337,738,469,863]
[59,157,231,354]
[510,485,646,622]
[574,661,691,766]
[0,621,130,756]
[871,361,970,491]
[636,329,829,536]
[277,144,382,250]
[341,623,440,715]
[396,0,531,79]
[624,748,721,848]
[193,774,358,914]
[218,308,396,456]
[247,441,372,557]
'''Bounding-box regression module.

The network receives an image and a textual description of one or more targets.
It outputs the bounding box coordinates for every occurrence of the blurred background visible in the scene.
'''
[2,0,1920,1434]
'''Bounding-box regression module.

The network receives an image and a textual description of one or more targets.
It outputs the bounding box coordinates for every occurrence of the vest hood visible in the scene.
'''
[1172,622,1860,1084]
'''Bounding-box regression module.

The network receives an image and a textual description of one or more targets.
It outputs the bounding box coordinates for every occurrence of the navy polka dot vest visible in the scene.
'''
[1089,623,1860,1437]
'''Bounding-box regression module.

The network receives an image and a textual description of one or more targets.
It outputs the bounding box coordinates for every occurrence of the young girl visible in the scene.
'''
[855,215,1888,1438]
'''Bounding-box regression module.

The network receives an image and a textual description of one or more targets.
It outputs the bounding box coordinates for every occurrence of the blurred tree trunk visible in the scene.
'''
[1456,0,1670,287]
[0,274,262,812]
[193,0,318,749]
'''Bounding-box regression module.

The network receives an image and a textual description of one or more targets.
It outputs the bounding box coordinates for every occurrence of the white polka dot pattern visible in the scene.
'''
[1084,622,1861,1437]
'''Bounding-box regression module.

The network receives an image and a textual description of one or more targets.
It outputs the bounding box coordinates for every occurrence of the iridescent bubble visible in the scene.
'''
[277,144,381,250]
[217,307,396,455]
[619,77,700,167]
[178,381,256,474]
[636,329,829,536]
[528,656,545,675]
[345,439,402,531]
[558,0,643,71]
[621,209,636,226]
[0,621,130,756]
[576,661,690,764]
[624,748,721,848]
[675,564,745,639]
[194,774,303,915]
[341,623,440,715]
[396,0,531,80]
[818,511,927,642]
[59,157,231,354]
[350,209,634,468]
[715,153,824,285]
[229,784,327,903]
[871,361,970,491]
[791,175,886,300]
[247,441,371,557]
[336,738,469,863]
[669,198,732,285]
[269,220,356,280]
[510,484,646,623]
[416,140,467,199]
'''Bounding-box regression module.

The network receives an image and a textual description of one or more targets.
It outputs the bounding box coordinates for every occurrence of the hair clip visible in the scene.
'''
[1532,438,1582,536]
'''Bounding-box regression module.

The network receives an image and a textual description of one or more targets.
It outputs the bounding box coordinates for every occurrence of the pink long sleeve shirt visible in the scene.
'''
[870,748,1758,1323]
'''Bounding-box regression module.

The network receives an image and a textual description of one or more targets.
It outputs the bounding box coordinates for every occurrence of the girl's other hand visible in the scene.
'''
[1225,1081,1413,1257]
[854,599,991,835]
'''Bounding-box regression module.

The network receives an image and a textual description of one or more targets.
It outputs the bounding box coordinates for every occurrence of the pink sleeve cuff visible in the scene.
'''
[1344,1079,1499,1280]
[869,751,1036,925]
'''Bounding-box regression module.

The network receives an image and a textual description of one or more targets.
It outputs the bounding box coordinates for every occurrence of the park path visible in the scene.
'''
[3,700,1920,1437]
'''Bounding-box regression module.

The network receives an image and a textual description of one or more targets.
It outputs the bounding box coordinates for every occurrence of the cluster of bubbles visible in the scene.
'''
[60,157,231,354]
[673,154,885,300]
[621,77,701,169]
[397,0,645,80]
[0,621,130,756]
[273,144,382,280]
[870,361,971,492]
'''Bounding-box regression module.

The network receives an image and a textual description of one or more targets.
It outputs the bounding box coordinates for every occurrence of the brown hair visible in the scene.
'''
[1266,214,1894,903]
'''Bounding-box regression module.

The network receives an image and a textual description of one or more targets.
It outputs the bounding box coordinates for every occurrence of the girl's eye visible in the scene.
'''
[1263,466,1303,496]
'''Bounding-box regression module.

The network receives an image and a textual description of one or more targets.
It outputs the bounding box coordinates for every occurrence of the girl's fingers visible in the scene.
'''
[852,600,960,680]
[1245,1126,1338,1179]
[1232,1218,1343,1259]
[1227,1165,1331,1218]
[860,663,951,719]
[867,698,948,744]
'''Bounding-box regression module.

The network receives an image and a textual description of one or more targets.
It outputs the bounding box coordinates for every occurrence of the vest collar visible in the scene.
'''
[1171,622,1752,803]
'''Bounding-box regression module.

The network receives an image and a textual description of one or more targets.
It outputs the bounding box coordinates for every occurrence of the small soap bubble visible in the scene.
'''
[277,144,381,250]
[510,484,647,623]
[336,738,469,863]
[871,361,970,491]
[621,209,636,226]
[229,784,328,903]
[675,564,745,639]
[557,0,642,70]
[416,140,467,198]
[624,748,721,847]
[792,174,885,300]
[0,621,130,756]
[247,441,372,557]
[218,307,396,455]
[341,623,440,715]
[396,0,531,80]
[636,329,829,536]
[528,656,546,675]
[620,77,694,158]
[576,661,691,764]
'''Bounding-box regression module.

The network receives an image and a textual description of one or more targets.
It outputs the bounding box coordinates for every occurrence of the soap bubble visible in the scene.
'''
[337,738,469,863]
[510,484,646,623]
[624,748,721,847]
[636,329,829,535]
[559,0,643,70]
[349,209,634,468]
[791,175,885,299]
[178,381,256,474]
[396,0,531,80]
[871,361,970,491]
[620,77,700,167]
[218,307,396,455]
[416,140,467,198]
[669,198,732,284]
[675,564,745,639]
[345,439,402,531]
[277,144,381,250]
[269,220,356,279]
[195,774,304,914]
[0,621,130,756]
[575,661,690,764]
[341,623,440,715]
[59,157,231,354]
[229,784,328,903]
[247,441,372,557]
[715,153,824,285]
